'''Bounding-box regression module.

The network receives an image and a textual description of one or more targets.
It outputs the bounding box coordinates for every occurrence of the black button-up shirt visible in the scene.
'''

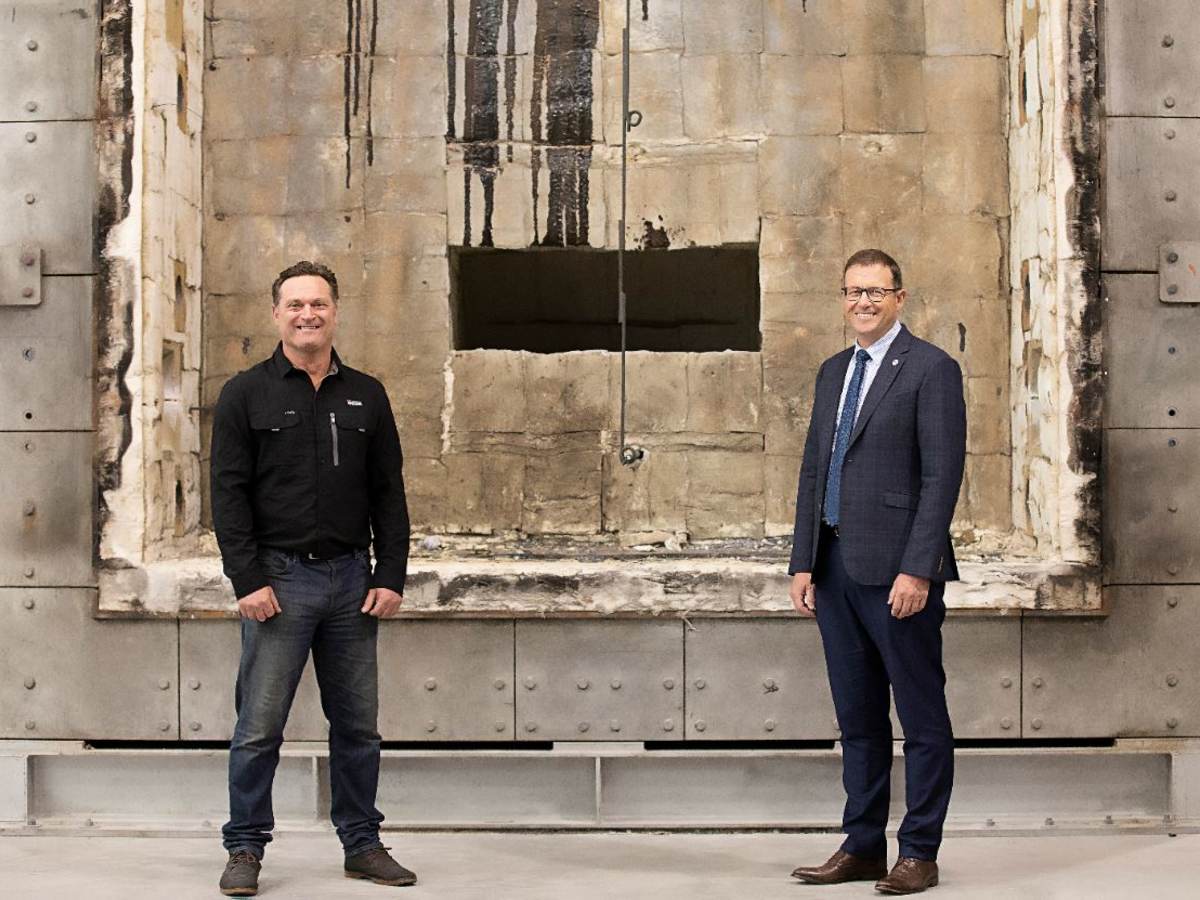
[210,343,410,599]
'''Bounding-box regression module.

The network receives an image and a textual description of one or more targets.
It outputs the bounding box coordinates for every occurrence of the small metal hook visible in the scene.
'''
[627,109,643,130]
[620,445,646,468]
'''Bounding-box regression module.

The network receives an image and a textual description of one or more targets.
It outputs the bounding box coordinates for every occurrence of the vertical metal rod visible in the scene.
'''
[618,0,630,457]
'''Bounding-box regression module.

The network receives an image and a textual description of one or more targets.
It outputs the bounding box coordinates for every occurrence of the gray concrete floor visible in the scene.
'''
[0,832,1197,899]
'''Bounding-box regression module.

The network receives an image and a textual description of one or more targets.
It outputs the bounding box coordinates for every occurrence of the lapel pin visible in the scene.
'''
[892,359,899,366]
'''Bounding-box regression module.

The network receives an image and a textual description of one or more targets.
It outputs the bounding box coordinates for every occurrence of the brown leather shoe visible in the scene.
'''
[875,857,939,894]
[791,849,887,884]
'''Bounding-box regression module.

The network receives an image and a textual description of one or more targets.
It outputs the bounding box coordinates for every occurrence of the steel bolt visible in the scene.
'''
[1166,129,1177,140]
[493,679,505,690]
[1165,96,1177,109]
[1168,284,1180,296]
[158,721,171,732]
[24,677,36,690]
[1163,35,1175,48]
[25,100,38,113]
[494,722,506,733]
[26,39,38,51]
[1000,717,1013,730]
[609,720,621,732]
[21,252,35,267]
[610,679,622,690]
[1031,718,1043,731]
[24,567,35,579]
[1165,190,1178,202]
[25,131,36,143]
[524,721,537,733]
[1167,251,1180,264]
[188,679,201,690]
[663,718,675,732]
[694,720,707,733]
[1001,676,1013,688]
[1168,597,1179,608]
[576,679,590,691]
[23,501,36,516]
[577,722,590,734]
[25,720,36,731]
[1167,675,1179,687]
[24,193,36,205]
[158,679,170,690]
[425,721,437,733]
[1167,718,1179,729]
[764,719,776,733]
[21,287,34,299]
[523,677,536,690]
[662,678,675,690]
[1032,677,1044,688]
[23,598,35,610]
[694,678,706,690]
[424,678,437,691]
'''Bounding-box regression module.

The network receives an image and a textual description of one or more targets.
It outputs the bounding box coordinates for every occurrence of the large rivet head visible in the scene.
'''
[1167,675,1179,687]
[662,678,675,690]
[694,678,706,690]
[188,679,201,690]
[21,288,34,299]
[1163,35,1176,47]
[524,721,538,733]
[494,721,506,733]
[158,679,170,690]
[1165,96,1177,109]
[23,598,35,610]
[764,719,776,732]
[1032,677,1044,688]
[493,678,506,691]
[158,721,171,732]
[425,721,437,733]
[1168,596,1179,608]
[25,720,36,731]
[1031,718,1043,731]
[577,722,590,734]
[663,718,675,732]
[25,100,38,113]
[610,679,622,691]
[694,720,707,733]
[24,193,36,205]
[1167,251,1180,264]
[1168,503,1178,513]
[23,501,36,517]
[1165,129,1177,140]
[1165,190,1178,202]
[24,567,35,579]
[576,679,590,691]
[1001,676,1013,688]
[523,677,536,691]
[1167,718,1179,730]
[1168,564,1180,576]
[25,131,36,143]
[20,252,36,267]
[424,678,437,691]
[189,721,202,732]
[26,39,38,51]
[1000,717,1013,730]
[609,720,622,732]
[763,678,777,690]
[24,677,36,690]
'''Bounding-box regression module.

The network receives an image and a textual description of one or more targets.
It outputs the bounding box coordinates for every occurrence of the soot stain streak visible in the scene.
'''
[342,0,379,188]
[642,0,649,20]
[447,0,458,139]
[366,0,379,165]
[532,0,599,246]
[505,0,519,162]
[461,0,504,246]
[344,0,353,188]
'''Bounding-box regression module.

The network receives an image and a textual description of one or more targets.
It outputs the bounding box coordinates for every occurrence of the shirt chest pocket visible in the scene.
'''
[250,409,304,468]
[329,406,374,469]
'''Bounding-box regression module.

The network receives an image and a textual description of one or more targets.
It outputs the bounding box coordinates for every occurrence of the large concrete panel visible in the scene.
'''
[1105,1,1200,118]
[1104,430,1200,584]
[515,621,683,741]
[0,121,96,275]
[179,620,328,742]
[378,621,515,741]
[1104,275,1199,429]
[684,619,837,740]
[1103,118,1200,272]
[0,1,96,122]
[0,589,177,739]
[1023,587,1200,737]
[0,432,92,587]
[0,275,93,431]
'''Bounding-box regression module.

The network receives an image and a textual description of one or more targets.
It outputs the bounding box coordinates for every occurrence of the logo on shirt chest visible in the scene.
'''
[346,399,363,407]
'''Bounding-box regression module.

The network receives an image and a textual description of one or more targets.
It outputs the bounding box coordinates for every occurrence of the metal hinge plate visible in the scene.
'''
[1,244,42,306]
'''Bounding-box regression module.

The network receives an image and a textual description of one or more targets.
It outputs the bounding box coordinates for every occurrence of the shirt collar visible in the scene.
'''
[852,319,902,364]
[271,342,342,379]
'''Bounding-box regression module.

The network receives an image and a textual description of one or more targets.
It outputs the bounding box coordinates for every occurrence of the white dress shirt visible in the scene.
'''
[832,319,903,445]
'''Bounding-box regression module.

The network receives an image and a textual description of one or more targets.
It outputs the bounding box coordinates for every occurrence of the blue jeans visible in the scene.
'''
[814,533,954,862]
[222,548,384,859]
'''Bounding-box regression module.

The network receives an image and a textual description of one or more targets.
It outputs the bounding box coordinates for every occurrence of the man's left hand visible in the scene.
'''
[362,586,404,617]
[888,574,930,619]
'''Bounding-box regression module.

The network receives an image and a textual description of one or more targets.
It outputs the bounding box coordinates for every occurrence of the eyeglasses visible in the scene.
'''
[840,287,900,302]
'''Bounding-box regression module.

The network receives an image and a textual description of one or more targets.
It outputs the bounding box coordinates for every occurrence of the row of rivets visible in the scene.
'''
[522,677,671,691]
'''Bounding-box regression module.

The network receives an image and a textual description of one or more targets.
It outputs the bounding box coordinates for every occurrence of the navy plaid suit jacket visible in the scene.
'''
[788,324,967,586]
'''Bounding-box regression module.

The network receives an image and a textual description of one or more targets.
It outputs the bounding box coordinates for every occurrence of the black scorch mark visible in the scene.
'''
[343,0,379,188]
[505,0,519,162]
[446,0,457,139]
[531,0,599,247]
[642,0,649,20]
[640,218,669,249]
[461,0,506,246]
[958,323,966,352]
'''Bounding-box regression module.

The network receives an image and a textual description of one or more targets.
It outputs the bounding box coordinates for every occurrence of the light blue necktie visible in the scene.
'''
[823,348,872,526]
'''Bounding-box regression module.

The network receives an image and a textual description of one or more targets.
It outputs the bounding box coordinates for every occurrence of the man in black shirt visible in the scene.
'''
[211,261,415,895]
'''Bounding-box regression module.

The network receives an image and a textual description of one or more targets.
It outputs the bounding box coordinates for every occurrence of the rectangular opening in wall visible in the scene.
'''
[450,245,761,352]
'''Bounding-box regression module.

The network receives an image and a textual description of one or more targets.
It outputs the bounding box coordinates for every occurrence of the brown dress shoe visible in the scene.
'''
[791,849,888,884]
[875,857,939,894]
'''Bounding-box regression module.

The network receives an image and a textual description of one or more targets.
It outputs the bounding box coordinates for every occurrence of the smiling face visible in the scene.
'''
[842,262,906,348]
[272,274,338,358]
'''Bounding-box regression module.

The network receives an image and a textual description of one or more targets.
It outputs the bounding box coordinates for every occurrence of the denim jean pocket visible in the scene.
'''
[258,548,296,578]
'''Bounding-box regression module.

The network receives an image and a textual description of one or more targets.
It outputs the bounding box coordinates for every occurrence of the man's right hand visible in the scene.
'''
[237,585,282,622]
[790,572,816,617]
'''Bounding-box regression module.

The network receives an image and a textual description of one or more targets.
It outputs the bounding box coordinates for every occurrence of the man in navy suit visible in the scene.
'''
[787,249,966,895]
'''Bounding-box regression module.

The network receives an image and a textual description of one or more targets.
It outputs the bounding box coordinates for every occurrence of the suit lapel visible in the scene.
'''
[848,324,913,447]
[815,347,853,476]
